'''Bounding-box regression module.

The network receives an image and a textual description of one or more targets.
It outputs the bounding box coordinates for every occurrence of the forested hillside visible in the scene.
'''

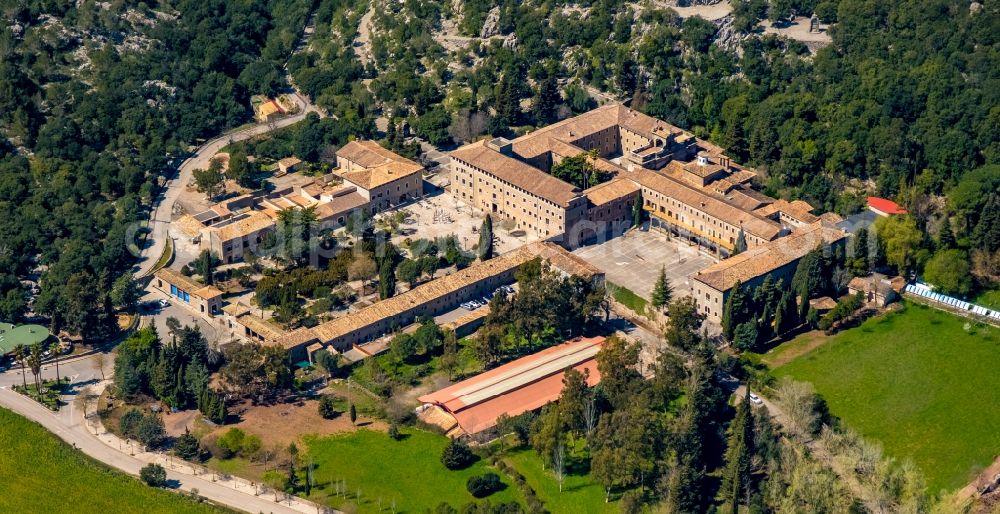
[288,0,997,289]
[0,0,313,336]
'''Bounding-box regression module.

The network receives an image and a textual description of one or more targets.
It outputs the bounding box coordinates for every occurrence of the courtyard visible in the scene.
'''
[385,190,539,257]
[573,227,718,300]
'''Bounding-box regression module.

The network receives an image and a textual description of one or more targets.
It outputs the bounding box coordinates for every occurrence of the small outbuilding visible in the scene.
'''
[848,273,905,308]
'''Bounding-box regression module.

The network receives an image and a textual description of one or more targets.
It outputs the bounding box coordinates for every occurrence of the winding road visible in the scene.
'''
[134,91,321,278]
[0,68,332,514]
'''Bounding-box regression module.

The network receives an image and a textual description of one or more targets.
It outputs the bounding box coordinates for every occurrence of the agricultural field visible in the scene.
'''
[0,408,226,514]
[304,429,522,512]
[772,303,1000,492]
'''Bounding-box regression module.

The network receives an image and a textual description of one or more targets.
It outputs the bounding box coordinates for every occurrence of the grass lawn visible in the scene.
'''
[305,429,522,512]
[0,408,226,513]
[608,282,652,319]
[973,289,1000,310]
[504,448,618,513]
[772,302,1000,492]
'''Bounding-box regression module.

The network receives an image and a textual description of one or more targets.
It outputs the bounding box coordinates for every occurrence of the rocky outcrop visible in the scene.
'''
[676,0,723,6]
[712,15,752,55]
[480,6,501,38]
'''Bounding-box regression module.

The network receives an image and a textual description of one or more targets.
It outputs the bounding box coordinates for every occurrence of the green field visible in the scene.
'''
[504,448,618,513]
[305,429,522,512]
[773,303,1000,492]
[0,408,226,513]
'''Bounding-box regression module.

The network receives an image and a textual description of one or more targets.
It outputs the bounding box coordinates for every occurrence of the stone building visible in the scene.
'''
[334,140,424,212]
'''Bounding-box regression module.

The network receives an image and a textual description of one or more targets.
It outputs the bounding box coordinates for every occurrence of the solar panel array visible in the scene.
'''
[904,282,1000,320]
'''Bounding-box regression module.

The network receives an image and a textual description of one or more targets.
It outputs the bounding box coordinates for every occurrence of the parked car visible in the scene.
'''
[158,299,170,308]
[749,392,763,405]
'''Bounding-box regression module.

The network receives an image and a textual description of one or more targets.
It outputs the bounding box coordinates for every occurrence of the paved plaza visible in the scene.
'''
[387,190,539,257]
[573,228,718,300]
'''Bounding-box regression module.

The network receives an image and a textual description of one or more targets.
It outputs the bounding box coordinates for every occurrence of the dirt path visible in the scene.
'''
[655,0,733,20]
[958,455,1000,500]
[734,384,876,510]
[760,16,832,49]
[353,0,375,65]
[760,331,831,368]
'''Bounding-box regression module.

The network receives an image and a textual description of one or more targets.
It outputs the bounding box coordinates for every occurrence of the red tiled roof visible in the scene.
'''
[867,197,908,215]
[417,337,604,434]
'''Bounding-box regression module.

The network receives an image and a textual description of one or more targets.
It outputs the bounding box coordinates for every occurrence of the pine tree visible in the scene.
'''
[533,75,560,124]
[478,215,494,261]
[349,403,357,426]
[651,267,673,309]
[734,228,748,255]
[721,389,755,513]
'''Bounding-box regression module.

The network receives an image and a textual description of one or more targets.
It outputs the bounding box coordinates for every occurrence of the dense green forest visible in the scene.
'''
[0,0,313,335]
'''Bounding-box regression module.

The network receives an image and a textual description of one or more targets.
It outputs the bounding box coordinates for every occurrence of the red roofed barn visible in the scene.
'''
[417,337,604,437]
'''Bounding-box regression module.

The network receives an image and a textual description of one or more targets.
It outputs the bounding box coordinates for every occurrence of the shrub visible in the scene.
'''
[440,439,475,470]
[216,428,246,459]
[135,414,165,448]
[173,429,202,461]
[119,408,143,438]
[388,423,402,440]
[318,395,338,419]
[140,463,167,487]
[466,473,502,498]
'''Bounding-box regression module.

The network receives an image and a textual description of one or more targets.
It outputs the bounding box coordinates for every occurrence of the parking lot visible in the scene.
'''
[573,228,718,300]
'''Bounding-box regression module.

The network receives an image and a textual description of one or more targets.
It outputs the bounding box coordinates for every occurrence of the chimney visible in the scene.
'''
[697,153,708,166]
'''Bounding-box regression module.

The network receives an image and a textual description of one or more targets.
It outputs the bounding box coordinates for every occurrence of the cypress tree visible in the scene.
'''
[734,228,748,255]
[937,215,956,249]
[797,285,810,322]
[378,259,395,300]
[721,281,744,341]
[721,389,754,513]
[631,191,643,228]
[478,215,494,261]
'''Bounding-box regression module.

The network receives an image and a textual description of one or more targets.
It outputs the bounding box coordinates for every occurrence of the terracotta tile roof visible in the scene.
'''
[209,212,275,242]
[537,243,603,278]
[175,215,206,239]
[154,268,222,300]
[276,242,590,349]
[510,104,685,161]
[584,177,640,206]
[631,169,782,241]
[754,199,819,224]
[336,141,423,190]
[682,161,726,178]
[417,337,604,434]
[314,192,367,221]
[450,140,581,207]
[236,314,288,341]
[278,157,302,168]
[222,302,252,317]
[692,223,848,292]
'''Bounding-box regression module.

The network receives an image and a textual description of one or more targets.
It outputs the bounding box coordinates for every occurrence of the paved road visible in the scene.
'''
[134,92,320,278]
[0,386,309,514]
